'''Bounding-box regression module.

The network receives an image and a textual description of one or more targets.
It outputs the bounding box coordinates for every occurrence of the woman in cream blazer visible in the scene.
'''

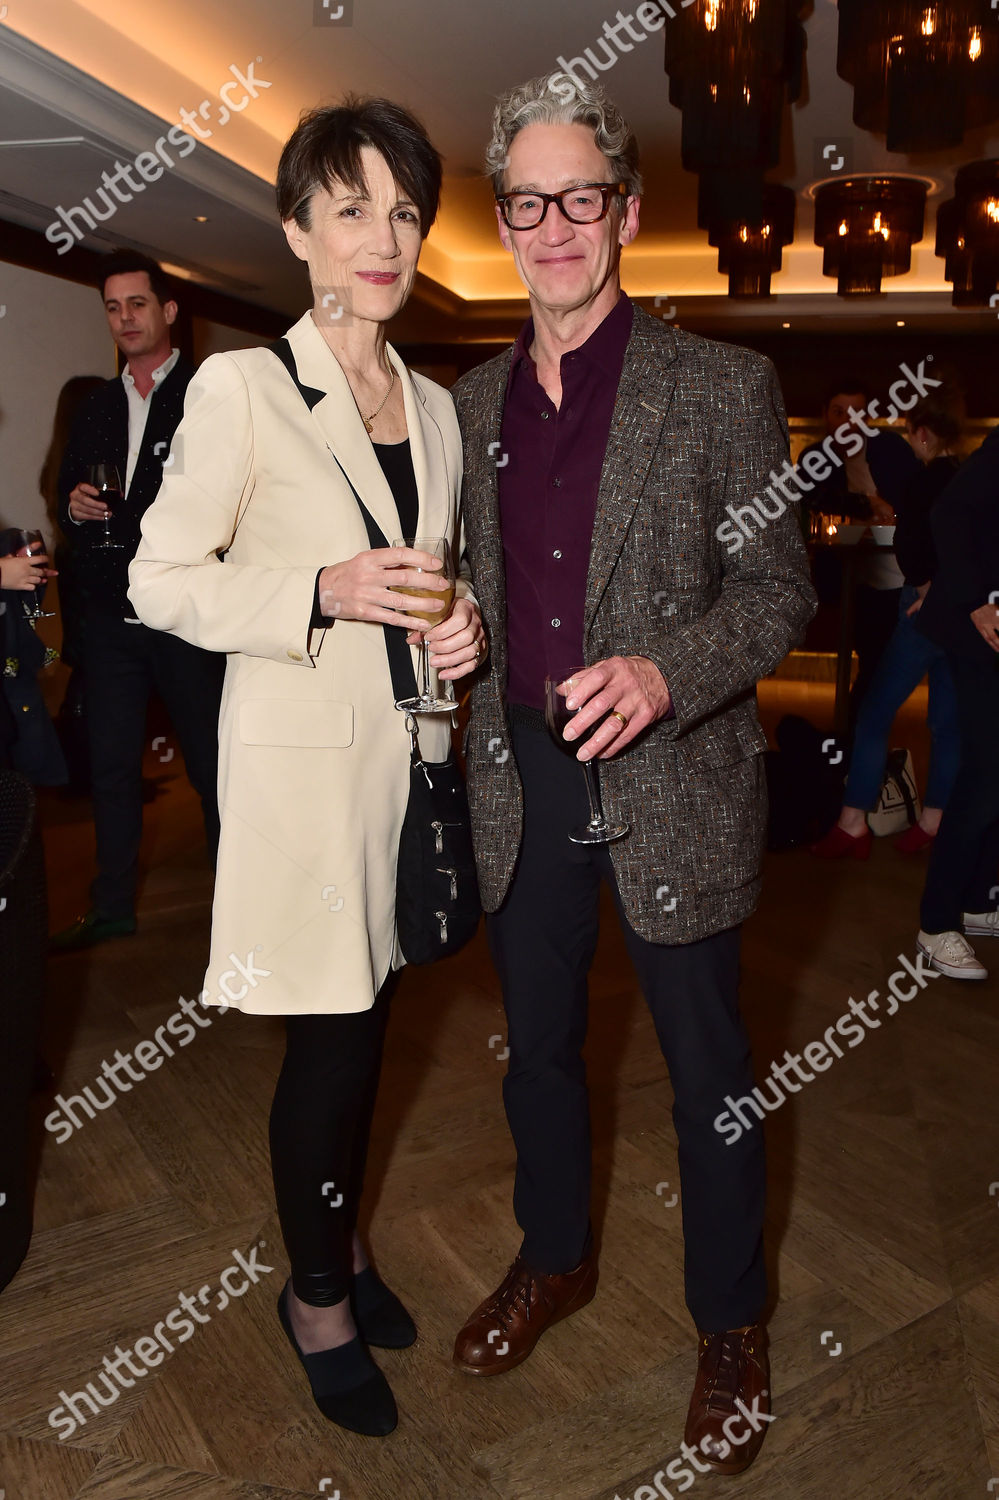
[129,98,485,1438]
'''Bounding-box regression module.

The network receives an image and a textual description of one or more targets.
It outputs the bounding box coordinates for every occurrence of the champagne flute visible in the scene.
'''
[544,671,630,845]
[87,463,124,549]
[15,530,56,619]
[390,537,456,714]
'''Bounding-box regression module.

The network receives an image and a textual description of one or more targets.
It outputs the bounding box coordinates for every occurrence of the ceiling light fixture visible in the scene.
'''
[836,0,999,151]
[934,158,999,305]
[814,176,927,295]
[706,183,796,297]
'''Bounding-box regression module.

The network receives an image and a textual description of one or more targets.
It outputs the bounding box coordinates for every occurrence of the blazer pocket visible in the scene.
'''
[239,699,354,748]
[677,729,767,894]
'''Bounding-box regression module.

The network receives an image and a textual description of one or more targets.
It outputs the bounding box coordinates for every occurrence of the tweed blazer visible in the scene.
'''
[455,304,816,945]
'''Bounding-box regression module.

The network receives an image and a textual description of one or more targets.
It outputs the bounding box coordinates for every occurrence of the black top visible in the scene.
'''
[893,454,961,587]
[917,427,999,664]
[310,439,419,629]
[56,359,195,618]
[796,428,920,519]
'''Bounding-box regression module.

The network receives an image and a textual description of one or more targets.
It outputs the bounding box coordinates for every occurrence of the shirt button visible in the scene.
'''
[553,549,562,559]
[540,411,550,420]
[551,618,561,629]
[287,649,303,662]
[552,477,562,488]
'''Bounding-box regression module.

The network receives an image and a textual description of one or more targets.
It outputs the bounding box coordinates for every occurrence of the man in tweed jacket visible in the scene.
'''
[448,73,815,1475]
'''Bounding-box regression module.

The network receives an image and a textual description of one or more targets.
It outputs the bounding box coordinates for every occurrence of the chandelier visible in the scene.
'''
[814,177,927,296]
[836,1,999,152]
[705,184,797,297]
[663,0,806,178]
[935,160,999,305]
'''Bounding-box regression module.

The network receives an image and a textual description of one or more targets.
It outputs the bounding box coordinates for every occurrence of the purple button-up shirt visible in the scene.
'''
[499,294,633,710]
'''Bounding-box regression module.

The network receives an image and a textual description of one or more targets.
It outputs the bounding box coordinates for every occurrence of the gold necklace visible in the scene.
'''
[362,369,396,434]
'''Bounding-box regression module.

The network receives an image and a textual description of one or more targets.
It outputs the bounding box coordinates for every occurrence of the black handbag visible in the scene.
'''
[268,337,480,965]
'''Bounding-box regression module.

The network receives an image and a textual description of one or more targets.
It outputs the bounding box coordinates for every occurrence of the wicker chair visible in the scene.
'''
[0,770,47,1292]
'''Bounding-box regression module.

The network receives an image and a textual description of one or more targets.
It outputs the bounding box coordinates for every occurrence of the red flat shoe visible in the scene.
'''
[809,824,872,860]
[894,824,935,854]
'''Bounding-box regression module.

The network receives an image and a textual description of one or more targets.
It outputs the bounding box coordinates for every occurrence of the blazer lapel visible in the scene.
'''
[387,344,452,544]
[462,354,512,670]
[584,317,678,638]
[285,313,403,545]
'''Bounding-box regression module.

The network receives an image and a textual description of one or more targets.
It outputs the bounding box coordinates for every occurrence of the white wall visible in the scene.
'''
[0,261,115,545]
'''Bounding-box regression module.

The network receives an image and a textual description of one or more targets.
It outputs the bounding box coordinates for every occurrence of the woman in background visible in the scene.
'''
[811,386,963,859]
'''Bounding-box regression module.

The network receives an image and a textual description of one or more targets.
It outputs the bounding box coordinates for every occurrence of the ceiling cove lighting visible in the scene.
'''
[836,0,999,152]
[814,176,927,296]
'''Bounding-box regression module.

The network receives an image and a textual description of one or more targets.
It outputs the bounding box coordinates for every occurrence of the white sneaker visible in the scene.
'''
[917,929,988,980]
[963,910,999,939]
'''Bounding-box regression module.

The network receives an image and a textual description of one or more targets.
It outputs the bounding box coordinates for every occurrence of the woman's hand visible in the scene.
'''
[1,551,54,591]
[418,598,487,681]
[905,581,930,617]
[317,546,449,630]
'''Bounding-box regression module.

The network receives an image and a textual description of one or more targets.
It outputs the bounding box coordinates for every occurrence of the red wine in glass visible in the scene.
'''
[86,463,124,550]
[16,529,56,619]
[544,671,629,845]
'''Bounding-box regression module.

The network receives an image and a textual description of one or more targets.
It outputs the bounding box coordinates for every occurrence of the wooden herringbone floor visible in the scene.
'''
[2,681,997,1499]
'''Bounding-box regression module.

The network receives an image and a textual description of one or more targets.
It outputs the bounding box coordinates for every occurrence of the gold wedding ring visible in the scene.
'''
[611,710,629,729]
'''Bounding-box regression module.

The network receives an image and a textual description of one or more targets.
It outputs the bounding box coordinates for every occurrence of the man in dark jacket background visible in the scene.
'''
[51,250,224,950]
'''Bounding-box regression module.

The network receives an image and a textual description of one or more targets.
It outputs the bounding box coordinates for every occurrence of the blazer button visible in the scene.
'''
[287,649,303,662]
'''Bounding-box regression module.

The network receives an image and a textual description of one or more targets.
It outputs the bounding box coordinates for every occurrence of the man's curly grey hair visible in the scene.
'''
[485,71,642,201]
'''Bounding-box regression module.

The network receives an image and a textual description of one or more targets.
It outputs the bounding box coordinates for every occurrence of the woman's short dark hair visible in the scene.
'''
[276,97,442,238]
[906,383,965,446]
[99,249,173,304]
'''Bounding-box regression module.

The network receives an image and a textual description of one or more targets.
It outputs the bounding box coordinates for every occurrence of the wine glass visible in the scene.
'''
[544,671,630,845]
[86,463,124,549]
[15,530,56,620]
[390,536,456,714]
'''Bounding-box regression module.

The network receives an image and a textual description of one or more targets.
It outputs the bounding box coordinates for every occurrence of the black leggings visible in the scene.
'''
[268,983,392,1307]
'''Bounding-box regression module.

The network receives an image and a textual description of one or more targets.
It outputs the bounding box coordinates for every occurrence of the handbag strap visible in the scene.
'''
[268,336,419,705]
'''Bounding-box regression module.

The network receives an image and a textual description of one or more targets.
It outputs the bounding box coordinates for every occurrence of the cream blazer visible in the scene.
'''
[128,312,465,1015]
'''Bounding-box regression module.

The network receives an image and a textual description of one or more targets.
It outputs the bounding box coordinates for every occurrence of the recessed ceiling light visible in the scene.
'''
[193,215,210,223]
[896,319,906,326]
[782,321,791,328]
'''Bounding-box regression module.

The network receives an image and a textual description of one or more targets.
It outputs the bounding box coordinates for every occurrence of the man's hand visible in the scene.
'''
[419,598,487,682]
[68,482,111,522]
[868,495,895,524]
[561,655,671,761]
[317,546,450,630]
[971,600,999,653]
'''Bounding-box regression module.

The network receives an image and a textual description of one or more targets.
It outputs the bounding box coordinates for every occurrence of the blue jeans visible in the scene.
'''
[843,586,959,813]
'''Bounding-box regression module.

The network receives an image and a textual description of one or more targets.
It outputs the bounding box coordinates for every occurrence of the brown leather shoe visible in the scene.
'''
[683,1324,772,1474]
[452,1252,597,1375]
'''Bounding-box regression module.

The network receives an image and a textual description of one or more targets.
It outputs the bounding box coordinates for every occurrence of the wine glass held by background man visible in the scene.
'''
[448,71,815,1477]
[50,251,226,951]
[129,97,485,1439]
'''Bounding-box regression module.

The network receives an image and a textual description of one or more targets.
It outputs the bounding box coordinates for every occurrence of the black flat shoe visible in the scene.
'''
[277,1282,397,1436]
[352,1266,417,1350]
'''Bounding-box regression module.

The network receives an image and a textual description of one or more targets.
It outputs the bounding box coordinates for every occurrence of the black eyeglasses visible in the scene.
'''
[496,182,628,231]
